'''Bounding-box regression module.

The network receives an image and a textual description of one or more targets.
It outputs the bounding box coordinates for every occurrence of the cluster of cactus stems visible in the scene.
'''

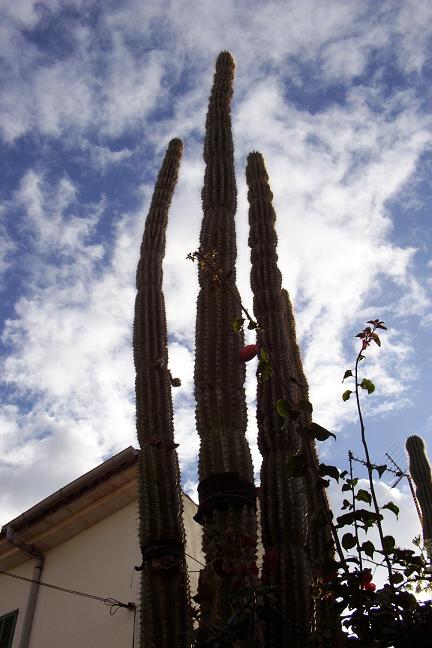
[133,138,191,648]
[135,52,338,647]
[193,51,258,643]
[246,152,335,646]
[406,435,432,545]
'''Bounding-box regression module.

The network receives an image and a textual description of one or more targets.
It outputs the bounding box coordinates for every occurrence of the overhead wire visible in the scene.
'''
[0,568,135,614]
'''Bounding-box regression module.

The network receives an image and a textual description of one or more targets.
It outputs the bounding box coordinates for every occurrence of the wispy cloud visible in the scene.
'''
[1,0,431,540]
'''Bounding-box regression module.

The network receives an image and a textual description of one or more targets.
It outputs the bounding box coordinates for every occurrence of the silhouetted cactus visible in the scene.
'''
[247,152,338,647]
[406,435,432,544]
[194,52,258,643]
[134,139,191,648]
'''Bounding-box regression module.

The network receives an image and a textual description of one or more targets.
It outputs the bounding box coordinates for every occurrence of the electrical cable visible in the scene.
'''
[0,568,135,613]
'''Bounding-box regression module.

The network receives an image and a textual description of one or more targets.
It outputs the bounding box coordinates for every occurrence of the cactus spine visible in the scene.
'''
[134,139,191,648]
[194,52,258,641]
[406,435,432,544]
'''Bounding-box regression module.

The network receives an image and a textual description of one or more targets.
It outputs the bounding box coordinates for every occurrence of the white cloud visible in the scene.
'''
[1,0,432,528]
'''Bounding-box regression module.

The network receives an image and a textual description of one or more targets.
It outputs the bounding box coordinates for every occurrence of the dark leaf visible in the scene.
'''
[382,535,396,555]
[397,591,417,609]
[361,540,375,558]
[342,533,357,550]
[392,572,404,584]
[319,463,340,482]
[360,378,375,394]
[247,320,258,330]
[317,477,330,489]
[375,464,387,479]
[288,376,302,386]
[342,369,353,382]
[371,332,381,347]
[356,489,372,505]
[342,390,352,401]
[342,499,352,510]
[308,422,336,441]
[382,502,399,518]
[340,470,348,479]
[298,398,313,414]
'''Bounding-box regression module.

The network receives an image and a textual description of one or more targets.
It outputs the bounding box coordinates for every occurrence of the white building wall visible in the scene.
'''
[0,498,202,648]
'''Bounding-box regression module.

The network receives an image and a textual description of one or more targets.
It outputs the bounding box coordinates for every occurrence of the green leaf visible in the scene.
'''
[308,422,336,441]
[356,489,372,505]
[361,540,375,558]
[285,453,308,478]
[232,316,245,333]
[382,502,399,518]
[297,398,313,415]
[360,378,375,394]
[342,369,353,382]
[375,464,387,479]
[319,463,340,482]
[276,399,290,418]
[342,532,357,550]
[247,320,258,330]
[260,348,269,362]
[342,390,352,401]
[382,535,396,554]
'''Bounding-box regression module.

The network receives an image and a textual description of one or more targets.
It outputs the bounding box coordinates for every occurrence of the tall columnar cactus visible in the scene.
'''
[281,288,338,645]
[194,52,258,641]
[247,151,336,646]
[406,435,432,544]
[134,138,191,648]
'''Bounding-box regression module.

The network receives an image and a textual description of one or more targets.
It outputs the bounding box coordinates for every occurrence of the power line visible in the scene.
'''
[0,568,135,614]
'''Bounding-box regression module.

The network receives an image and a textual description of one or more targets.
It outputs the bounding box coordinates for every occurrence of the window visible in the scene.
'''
[0,610,18,648]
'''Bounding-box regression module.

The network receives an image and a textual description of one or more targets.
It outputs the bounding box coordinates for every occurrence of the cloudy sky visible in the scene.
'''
[1,0,431,568]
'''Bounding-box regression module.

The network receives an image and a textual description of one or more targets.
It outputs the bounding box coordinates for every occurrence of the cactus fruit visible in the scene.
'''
[193,52,258,643]
[134,139,191,648]
[406,435,432,543]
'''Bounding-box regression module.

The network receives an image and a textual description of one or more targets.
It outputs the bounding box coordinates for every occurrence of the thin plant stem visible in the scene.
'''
[354,330,395,592]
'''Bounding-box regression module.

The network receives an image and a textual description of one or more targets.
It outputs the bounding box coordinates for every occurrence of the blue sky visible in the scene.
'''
[1,0,431,561]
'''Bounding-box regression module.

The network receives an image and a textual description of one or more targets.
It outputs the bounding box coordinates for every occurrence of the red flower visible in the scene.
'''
[361,571,376,591]
[239,344,258,362]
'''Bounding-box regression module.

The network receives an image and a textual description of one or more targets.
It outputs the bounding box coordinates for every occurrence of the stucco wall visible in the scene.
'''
[0,497,202,647]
